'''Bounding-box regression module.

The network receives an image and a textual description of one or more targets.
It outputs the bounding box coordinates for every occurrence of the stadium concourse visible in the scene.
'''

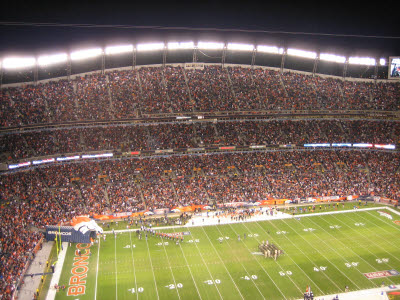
[0,64,399,300]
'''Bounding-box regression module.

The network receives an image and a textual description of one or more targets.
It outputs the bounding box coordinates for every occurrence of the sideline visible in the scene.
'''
[103,206,385,234]
[296,284,398,300]
[45,242,68,300]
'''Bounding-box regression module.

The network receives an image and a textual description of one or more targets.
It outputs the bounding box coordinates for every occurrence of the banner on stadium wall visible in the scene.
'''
[185,63,205,70]
[45,225,93,243]
[46,217,103,243]
[89,194,371,221]
[379,197,399,205]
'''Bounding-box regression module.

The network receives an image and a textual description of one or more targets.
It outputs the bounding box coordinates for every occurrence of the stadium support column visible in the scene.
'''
[280,48,287,74]
[251,48,256,69]
[343,57,348,79]
[132,46,137,70]
[313,51,319,76]
[373,56,378,81]
[33,59,38,84]
[101,51,105,75]
[162,43,167,69]
[222,43,227,67]
[0,64,3,90]
[193,46,198,63]
[67,56,71,82]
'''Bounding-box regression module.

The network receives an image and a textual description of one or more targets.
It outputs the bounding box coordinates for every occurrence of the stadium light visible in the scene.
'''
[136,43,165,52]
[287,48,317,59]
[227,43,254,51]
[168,41,194,50]
[38,53,68,66]
[320,53,346,63]
[257,45,284,54]
[197,42,224,50]
[105,45,133,55]
[348,56,376,66]
[2,57,36,69]
[70,48,103,61]
[379,58,386,66]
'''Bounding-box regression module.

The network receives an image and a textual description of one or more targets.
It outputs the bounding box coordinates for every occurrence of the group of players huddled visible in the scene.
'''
[136,226,184,244]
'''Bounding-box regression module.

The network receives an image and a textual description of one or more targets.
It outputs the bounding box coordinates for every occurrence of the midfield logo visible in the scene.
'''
[378,211,393,220]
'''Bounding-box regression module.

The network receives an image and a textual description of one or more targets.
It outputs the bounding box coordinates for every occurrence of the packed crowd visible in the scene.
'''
[1,65,399,127]
[1,149,400,297]
[0,64,399,299]
[1,119,399,161]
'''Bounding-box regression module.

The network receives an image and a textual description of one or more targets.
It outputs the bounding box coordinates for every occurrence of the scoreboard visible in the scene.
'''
[388,57,400,80]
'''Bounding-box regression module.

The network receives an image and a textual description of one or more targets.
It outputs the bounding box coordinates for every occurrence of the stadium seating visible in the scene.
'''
[0,64,399,298]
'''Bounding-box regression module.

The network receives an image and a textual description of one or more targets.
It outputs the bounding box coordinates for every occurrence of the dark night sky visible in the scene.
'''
[0,0,399,57]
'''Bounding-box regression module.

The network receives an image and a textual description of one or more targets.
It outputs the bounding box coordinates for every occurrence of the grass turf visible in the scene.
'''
[54,207,400,300]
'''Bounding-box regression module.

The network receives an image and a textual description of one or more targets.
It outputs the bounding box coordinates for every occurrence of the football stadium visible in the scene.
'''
[1,31,400,300]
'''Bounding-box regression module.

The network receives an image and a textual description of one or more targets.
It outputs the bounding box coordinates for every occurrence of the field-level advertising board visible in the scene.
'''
[388,57,400,80]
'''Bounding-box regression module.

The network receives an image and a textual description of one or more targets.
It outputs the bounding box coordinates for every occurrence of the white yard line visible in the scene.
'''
[282,218,363,289]
[265,219,342,291]
[213,225,267,299]
[385,207,400,217]
[94,237,101,300]
[304,216,393,283]
[114,235,118,300]
[240,221,312,295]
[196,226,252,300]
[249,221,324,294]
[365,209,400,233]
[222,222,288,299]
[331,212,400,267]
[186,230,225,300]
[45,242,68,300]
[171,227,203,300]
[144,235,160,300]
[128,231,139,300]
[159,236,182,300]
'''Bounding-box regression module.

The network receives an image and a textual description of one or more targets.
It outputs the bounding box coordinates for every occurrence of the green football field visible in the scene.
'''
[55,208,400,300]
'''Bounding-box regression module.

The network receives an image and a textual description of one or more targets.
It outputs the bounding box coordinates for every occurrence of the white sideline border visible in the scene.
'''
[103,206,388,234]
[46,242,68,300]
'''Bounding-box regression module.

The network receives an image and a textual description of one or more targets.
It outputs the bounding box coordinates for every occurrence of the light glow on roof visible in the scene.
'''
[227,43,254,51]
[105,45,133,55]
[348,56,376,66]
[257,45,283,54]
[320,53,346,63]
[38,53,68,66]
[136,43,165,52]
[287,48,317,59]
[168,41,194,50]
[70,48,103,61]
[2,57,36,69]
[197,42,224,50]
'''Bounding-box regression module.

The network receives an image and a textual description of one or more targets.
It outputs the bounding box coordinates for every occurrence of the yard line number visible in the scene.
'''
[128,287,144,293]
[204,279,221,285]
[345,262,359,268]
[279,271,293,276]
[241,275,258,280]
[165,283,183,289]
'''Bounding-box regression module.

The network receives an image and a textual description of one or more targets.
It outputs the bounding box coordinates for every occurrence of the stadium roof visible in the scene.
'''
[0,0,399,58]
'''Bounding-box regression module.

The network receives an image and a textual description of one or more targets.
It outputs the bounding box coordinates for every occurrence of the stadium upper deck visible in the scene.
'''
[0,64,399,129]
